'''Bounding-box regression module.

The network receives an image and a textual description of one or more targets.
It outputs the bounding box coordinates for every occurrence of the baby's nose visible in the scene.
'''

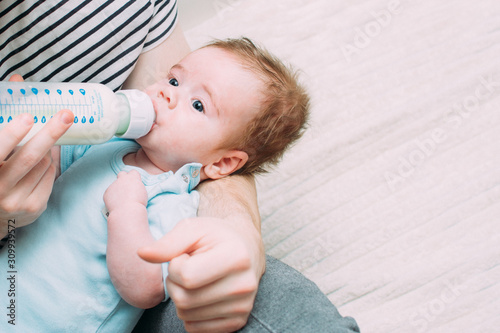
[158,91,170,102]
[159,92,176,108]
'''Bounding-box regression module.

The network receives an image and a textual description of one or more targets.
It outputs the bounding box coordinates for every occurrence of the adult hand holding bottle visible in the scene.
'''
[0,74,74,238]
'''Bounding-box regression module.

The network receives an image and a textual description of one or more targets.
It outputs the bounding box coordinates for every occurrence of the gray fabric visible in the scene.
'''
[134,256,360,332]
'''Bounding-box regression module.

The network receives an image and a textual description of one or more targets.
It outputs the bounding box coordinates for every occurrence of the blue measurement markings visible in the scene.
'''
[1,87,94,125]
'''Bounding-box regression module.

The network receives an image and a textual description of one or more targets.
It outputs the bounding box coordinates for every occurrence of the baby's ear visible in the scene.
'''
[203,150,248,179]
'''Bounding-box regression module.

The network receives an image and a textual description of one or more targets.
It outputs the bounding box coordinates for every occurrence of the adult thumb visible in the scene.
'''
[137,218,203,263]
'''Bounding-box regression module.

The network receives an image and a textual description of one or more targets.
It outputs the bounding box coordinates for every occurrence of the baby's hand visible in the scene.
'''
[104,170,147,212]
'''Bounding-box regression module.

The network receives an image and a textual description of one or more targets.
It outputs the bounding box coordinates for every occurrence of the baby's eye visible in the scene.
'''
[192,100,204,112]
[168,78,178,86]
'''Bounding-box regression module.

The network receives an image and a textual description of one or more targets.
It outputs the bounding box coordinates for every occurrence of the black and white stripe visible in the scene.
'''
[0,0,178,91]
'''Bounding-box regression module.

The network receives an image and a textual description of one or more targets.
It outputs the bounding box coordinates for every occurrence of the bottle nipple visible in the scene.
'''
[115,90,156,139]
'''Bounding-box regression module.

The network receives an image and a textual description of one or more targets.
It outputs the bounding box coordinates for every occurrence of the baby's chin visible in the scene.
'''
[136,123,157,142]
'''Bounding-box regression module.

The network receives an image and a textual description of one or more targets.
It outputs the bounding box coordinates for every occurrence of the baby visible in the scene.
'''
[0,38,309,332]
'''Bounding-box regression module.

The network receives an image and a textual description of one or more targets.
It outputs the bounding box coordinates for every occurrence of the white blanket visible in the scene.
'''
[180,1,500,331]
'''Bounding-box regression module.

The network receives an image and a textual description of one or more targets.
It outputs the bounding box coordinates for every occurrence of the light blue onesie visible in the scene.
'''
[0,139,201,332]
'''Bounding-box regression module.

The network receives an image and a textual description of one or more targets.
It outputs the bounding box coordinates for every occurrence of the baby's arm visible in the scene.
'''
[103,170,164,309]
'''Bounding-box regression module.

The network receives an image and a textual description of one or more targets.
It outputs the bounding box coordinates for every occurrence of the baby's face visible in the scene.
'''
[137,47,263,173]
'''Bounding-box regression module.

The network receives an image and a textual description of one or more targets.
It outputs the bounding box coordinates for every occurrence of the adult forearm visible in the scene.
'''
[196,174,261,231]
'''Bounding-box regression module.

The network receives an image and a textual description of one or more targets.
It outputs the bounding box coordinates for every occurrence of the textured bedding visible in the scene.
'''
[180,1,500,331]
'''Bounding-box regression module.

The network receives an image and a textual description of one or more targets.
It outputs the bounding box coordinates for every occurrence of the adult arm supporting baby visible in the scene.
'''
[138,175,264,332]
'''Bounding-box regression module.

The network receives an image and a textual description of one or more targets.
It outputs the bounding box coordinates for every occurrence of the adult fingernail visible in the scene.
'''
[60,110,74,124]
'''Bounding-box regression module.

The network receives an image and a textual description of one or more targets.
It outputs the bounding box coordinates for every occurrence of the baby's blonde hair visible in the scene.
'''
[204,37,310,175]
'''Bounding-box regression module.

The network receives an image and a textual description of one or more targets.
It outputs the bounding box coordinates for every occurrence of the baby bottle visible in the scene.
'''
[0,82,155,145]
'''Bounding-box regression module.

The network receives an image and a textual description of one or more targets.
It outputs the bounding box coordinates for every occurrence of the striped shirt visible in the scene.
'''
[0,0,177,249]
[0,0,178,91]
